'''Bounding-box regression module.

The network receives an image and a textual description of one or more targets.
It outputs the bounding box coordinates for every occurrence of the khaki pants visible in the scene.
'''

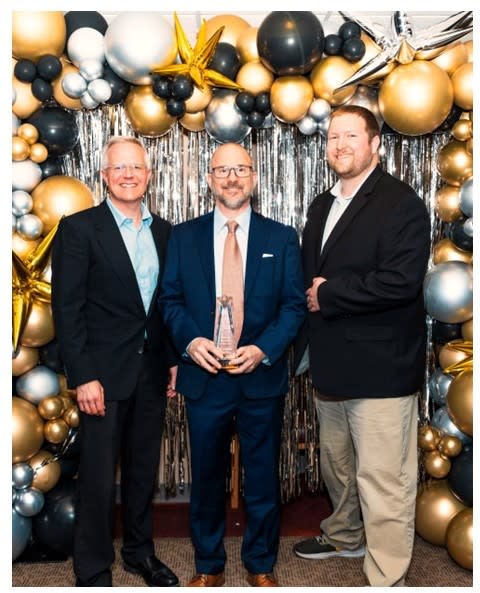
[315,394,418,587]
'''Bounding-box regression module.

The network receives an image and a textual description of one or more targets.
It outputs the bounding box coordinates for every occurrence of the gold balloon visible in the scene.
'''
[32,175,94,234]
[432,42,468,75]
[418,425,440,451]
[52,58,83,110]
[12,233,41,261]
[451,62,473,111]
[124,86,176,138]
[204,14,251,47]
[38,396,65,420]
[466,138,473,155]
[434,185,462,222]
[236,61,274,94]
[17,123,39,145]
[44,418,70,444]
[446,370,473,436]
[12,136,30,161]
[310,56,357,106]
[29,143,48,164]
[446,508,473,571]
[270,76,314,123]
[12,397,44,463]
[185,85,213,114]
[437,435,462,458]
[433,238,473,265]
[354,33,396,84]
[179,111,206,133]
[461,318,473,341]
[437,140,473,187]
[438,341,471,370]
[19,300,55,348]
[12,11,66,61]
[12,344,39,376]
[464,40,473,62]
[415,479,467,545]
[12,77,41,120]
[379,61,453,136]
[63,406,80,428]
[452,119,472,142]
[236,27,259,63]
[423,450,451,479]
[29,450,62,492]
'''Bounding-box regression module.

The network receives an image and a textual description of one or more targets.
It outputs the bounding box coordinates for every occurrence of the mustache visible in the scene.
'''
[221,181,242,188]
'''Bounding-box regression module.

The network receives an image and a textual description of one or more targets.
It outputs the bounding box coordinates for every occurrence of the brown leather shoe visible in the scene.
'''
[247,573,279,587]
[188,572,225,587]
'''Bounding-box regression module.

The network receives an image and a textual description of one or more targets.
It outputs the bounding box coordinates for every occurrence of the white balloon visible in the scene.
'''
[80,91,99,110]
[68,27,105,67]
[16,213,44,240]
[62,72,87,98]
[12,160,42,192]
[87,78,112,103]
[79,58,104,82]
[12,190,33,216]
[16,365,60,405]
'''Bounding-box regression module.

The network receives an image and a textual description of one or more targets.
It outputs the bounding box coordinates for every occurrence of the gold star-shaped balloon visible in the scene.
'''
[152,13,241,92]
[443,339,473,376]
[12,221,59,351]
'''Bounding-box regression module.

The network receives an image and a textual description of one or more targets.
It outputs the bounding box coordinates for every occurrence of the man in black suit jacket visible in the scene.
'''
[293,106,430,587]
[51,136,178,587]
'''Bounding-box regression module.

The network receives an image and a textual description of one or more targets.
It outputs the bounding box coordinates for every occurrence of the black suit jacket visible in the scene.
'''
[297,166,431,398]
[51,200,176,400]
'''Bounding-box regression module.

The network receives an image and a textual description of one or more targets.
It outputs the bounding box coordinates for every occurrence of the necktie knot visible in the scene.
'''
[227,220,238,234]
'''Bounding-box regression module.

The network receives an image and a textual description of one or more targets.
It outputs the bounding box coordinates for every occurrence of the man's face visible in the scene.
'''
[326,114,379,180]
[101,142,151,206]
[207,144,257,213]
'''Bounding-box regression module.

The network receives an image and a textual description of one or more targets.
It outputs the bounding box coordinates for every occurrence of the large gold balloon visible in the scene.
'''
[236,61,274,94]
[236,27,259,63]
[423,450,451,479]
[38,396,64,420]
[433,238,473,265]
[12,78,42,119]
[437,140,473,187]
[434,185,462,222]
[179,111,206,133]
[270,76,314,123]
[19,300,55,348]
[44,418,70,444]
[451,62,473,111]
[438,341,471,370]
[12,136,30,161]
[12,396,44,463]
[432,42,468,75]
[185,85,213,114]
[379,61,453,136]
[52,58,83,110]
[461,318,473,341]
[446,508,473,571]
[12,11,66,61]
[415,479,467,545]
[31,175,95,234]
[204,14,251,47]
[124,86,176,138]
[418,425,440,451]
[446,370,473,436]
[12,345,39,376]
[29,450,61,492]
[354,33,396,84]
[311,56,357,106]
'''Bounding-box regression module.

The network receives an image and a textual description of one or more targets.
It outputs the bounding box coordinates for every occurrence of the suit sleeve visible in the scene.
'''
[318,195,431,319]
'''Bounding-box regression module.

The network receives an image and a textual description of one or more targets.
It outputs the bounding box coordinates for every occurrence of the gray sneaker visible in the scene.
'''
[293,535,365,559]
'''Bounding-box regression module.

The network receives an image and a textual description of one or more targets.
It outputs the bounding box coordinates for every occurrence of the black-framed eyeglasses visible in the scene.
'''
[211,165,253,178]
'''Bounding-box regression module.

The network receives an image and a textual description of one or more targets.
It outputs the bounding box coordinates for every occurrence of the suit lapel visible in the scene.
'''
[146,216,167,317]
[197,213,216,306]
[244,212,269,302]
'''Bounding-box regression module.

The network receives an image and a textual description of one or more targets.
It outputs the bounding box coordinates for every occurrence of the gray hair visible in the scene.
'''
[101,136,151,169]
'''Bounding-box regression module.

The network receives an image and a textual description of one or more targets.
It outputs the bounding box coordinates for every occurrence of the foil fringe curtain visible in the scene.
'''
[62,106,448,500]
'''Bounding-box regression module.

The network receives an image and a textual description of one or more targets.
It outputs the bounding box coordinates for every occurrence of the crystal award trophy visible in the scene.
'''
[213,296,238,369]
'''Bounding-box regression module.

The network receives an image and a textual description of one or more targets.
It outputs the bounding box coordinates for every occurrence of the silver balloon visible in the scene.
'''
[13,112,20,135]
[12,462,34,489]
[261,113,274,129]
[67,27,105,67]
[80,91,100,110]
[79,58,104,82]
[12,190,33,216]
[459,177,473,217]
[14,487,45,517]
[308,98,331,122]
[87,78,112,103]
[429,368,454,406]
[463,217,473,238]
[16,213,44,240]
[317,116,331,137]
[12,159,42,192]
[12,508,32,561]
[104,12,177,85]
[431,405,472,445]
[205,90,251,144]
[13,486,17,504]
[297,115,318,136]
[16,365,60,405]
[12,213,18,233]
[12,86,17,105]
[423,261,473,323]
[345,85,384,129]
[62,71,88,99]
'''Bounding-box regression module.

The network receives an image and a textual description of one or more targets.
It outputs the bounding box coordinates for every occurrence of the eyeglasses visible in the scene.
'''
[104,163,148,174]
[211,165,253,178]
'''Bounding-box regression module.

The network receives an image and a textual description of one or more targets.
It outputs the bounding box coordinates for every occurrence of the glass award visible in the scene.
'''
[213,296,238,369]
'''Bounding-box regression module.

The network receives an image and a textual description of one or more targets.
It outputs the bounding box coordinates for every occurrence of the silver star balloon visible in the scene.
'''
[335,11,472,90]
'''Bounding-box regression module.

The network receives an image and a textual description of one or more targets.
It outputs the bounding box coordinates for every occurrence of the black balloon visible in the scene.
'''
[36,55,62,81]
[324,34,343,56]
[448,446,472,506]
[431,320,463,344]
[235,91,255,114]
[152,76,172,99]
[31,78,53,101]
[246,111,265,128]
[27,106,79,156]
[59,458,80,480]
[171,74,194,100]
[339,20,362,40]
[14,59,37,83]
[64,11,108,38]
[208,42,241,80]
[342,37,366,63]
[39,339,64,373]
[255,91,271,114]
[166,98,186,118]
[103,64,131,105]
[449,217,473,252]
[40,156,64,178]
[257,11,324,75]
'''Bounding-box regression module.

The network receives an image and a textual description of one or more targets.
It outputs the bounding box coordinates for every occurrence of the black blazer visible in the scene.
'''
[51,200,176,400]
[297,166,431,398]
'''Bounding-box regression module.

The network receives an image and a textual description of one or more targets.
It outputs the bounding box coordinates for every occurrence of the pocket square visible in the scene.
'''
[262,253,274,258]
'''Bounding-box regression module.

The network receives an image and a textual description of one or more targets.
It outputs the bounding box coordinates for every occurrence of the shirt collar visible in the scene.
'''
[106,198,153,227]
[330,167,376,201]
[214,205,251,235]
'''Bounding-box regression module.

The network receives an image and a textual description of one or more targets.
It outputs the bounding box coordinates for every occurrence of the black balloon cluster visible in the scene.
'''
[323,20,366,63]
[152,74,194,118]
[14,55,62,102]
[235,91,271,129]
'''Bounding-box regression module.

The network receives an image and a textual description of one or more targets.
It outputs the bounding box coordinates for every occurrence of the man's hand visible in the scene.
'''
[306,276,327,312]
[187,337,223,373]
[76,380,105,416]
[226,345,266,375]
[166,366,177,398]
